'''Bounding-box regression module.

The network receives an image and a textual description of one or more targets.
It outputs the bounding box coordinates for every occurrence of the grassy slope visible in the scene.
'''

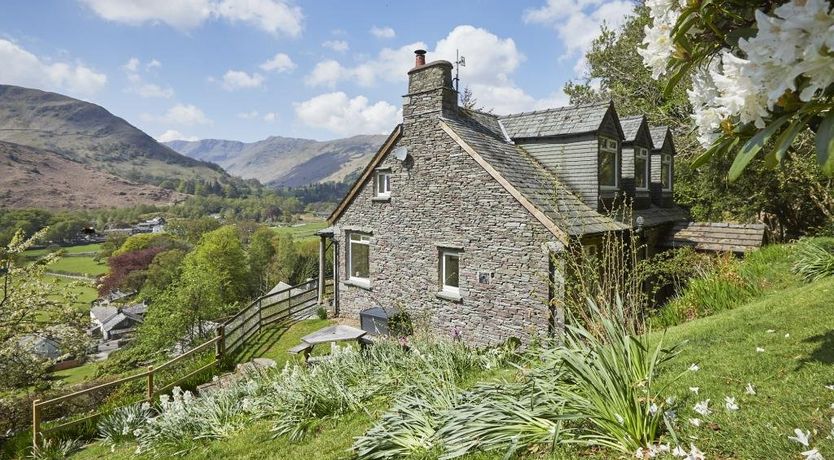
[271,221,328,242]
[657,277,834,459]
[69,269,834,459]
[46,256,107,276]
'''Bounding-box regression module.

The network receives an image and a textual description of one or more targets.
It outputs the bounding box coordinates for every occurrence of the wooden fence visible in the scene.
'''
[32,277,327,446]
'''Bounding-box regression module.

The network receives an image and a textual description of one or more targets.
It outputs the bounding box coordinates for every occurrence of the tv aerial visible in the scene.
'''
[453,49,465,94]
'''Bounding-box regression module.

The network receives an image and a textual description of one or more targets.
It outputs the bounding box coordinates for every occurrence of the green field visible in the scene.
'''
[46,256,107,277]
[25,243,102,258]
[271,221,328,241]
[45,275,98,312]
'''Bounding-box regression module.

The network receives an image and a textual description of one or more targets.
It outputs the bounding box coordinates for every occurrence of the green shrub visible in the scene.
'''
[387,310,414,337]
[315,306,327,320]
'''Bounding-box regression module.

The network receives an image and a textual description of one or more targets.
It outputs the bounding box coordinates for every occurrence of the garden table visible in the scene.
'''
[293,325,368,362]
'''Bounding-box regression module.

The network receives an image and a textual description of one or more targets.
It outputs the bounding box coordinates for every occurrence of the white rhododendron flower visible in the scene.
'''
[824,385,834,390]
[790,428,812,447]
[725,396,739,411]
[687,443,706,460]
[641,0,834,147]
[756,347,765,353]
[694,399,711,416]
[802,448,825,460]
[745,383,757,395]
[673,445,688,457]
[689,387,700,394]
[689,418,702,427]
[688,363,700,372]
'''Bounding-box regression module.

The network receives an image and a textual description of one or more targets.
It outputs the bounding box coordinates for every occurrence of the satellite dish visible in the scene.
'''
[392,146,408,161]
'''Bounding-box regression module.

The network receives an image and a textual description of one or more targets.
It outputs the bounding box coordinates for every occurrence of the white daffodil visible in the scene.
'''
[673,445,688,457]
[789,428,812,447]
[694,399,711,416]
[689,418,702,427]
[746,383,756,395]
[635,447,647,458]
[756,347,765,353]
[687,443,705,460]
[725,396,739,411]
[801,448,825,460]
[688,363,700,372]
[689,387,700,394]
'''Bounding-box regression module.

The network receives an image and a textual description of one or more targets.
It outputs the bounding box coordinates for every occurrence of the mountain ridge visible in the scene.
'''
[165,133,387,187]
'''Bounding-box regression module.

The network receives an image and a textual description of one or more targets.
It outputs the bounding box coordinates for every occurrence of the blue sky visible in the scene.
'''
[0,0,635,142]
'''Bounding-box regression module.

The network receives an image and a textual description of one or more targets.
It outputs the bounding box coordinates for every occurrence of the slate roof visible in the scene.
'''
[101,311,143,332]
[497,101,612,139]
[91,305,118,324]
[659,222,767,253]
[122,303,148,316]
[442,113,628,236]
[649,126,670,151]
[620,116,645,143]
[628,206,690,228]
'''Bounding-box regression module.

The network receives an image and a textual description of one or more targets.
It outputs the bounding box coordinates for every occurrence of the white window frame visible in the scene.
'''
[440,249,460,295]
[661,154,673,191]
[635,147,649,191]
[598,136,619,190]
[347,232,370,283]
[374,170,391,198]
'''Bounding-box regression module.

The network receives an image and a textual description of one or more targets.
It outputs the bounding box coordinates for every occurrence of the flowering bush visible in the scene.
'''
[639,0,834,179]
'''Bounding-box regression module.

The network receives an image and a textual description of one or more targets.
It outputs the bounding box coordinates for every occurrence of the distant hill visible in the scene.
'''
[0,84,227,189]
[166,134,387,187]
[0,140,184,210]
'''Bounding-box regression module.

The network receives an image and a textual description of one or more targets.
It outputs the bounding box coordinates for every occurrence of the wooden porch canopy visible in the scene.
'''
[659,222,767,254]
[316,226,338,315]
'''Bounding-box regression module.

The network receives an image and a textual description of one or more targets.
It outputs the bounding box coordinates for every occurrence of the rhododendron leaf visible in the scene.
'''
[729,115,790,181]
[692,137,731,169]
[766,118,805,168]
[816,111,834,176]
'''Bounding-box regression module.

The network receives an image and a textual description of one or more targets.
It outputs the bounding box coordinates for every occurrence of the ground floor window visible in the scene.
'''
[347,232,370,281]
[440,249,460,294]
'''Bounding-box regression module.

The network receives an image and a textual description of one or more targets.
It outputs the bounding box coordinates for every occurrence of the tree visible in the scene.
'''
[139,249,186,301]
[248,227,276,295]
[638,0,834,179]
[99,247,164,295]
[0,229,87,389]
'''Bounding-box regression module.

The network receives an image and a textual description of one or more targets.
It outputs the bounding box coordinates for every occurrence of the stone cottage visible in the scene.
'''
[315,50,690,345]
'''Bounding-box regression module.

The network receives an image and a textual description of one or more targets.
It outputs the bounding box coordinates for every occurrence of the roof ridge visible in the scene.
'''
[498,100,611,119]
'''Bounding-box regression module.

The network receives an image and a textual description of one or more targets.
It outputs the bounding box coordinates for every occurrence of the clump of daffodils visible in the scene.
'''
[639,0,834,150]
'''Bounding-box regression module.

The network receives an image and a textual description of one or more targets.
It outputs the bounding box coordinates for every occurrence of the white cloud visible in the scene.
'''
[0,38,107,96]
[295,92,400,136]
[307,59,348,87]
[237,110,259,119]
[370,26,395,39]
[523,0,633,72]
[260,52,295,72]
[122,57,173,98]
[306,42,426,87]
[263,112,277,122]
[322,40,349,52]
[221,70,264,90]
[79,0,303,36]
[157,129,197,142]
[144,103,210,125]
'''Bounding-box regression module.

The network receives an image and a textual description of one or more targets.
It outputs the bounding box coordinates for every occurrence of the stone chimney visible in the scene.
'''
[403,49,458,123]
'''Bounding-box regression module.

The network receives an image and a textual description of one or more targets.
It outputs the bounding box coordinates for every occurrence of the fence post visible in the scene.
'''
[257,299,262,330]
[32,399,41,448]
[146,366,154,401]
[215,325,225,362]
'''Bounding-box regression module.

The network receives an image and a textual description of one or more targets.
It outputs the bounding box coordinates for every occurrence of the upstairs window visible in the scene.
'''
[598,137,619,189]
[661,154,673,191]
[635,147,649,190]
[375,170,391,198]
[347,233,370,281]
[440,249,460,295]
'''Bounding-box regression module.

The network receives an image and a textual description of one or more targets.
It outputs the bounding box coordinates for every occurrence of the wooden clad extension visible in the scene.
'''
[660,222,767,253]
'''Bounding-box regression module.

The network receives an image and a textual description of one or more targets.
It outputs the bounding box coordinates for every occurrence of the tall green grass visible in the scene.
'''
[651,243,802,327]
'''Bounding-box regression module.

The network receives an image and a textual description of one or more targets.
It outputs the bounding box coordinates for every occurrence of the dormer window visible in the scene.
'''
[598,137,619,189]
[374,170,391,198]
[661,154,673,191]
[635,147,649,191]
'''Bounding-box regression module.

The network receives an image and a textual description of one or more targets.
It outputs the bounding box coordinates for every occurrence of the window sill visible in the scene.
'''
[371,196,391,202]
[343,278,372,290]
[435,290,462,302]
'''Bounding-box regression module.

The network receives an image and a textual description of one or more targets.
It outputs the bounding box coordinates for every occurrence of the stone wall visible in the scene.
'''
[330,60,558,346]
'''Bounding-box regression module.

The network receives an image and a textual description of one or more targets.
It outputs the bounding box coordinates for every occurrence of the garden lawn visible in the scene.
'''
[45,275,98,313]
[231,318,334,367]
[656,276,834,459]
[24,243,102,258]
